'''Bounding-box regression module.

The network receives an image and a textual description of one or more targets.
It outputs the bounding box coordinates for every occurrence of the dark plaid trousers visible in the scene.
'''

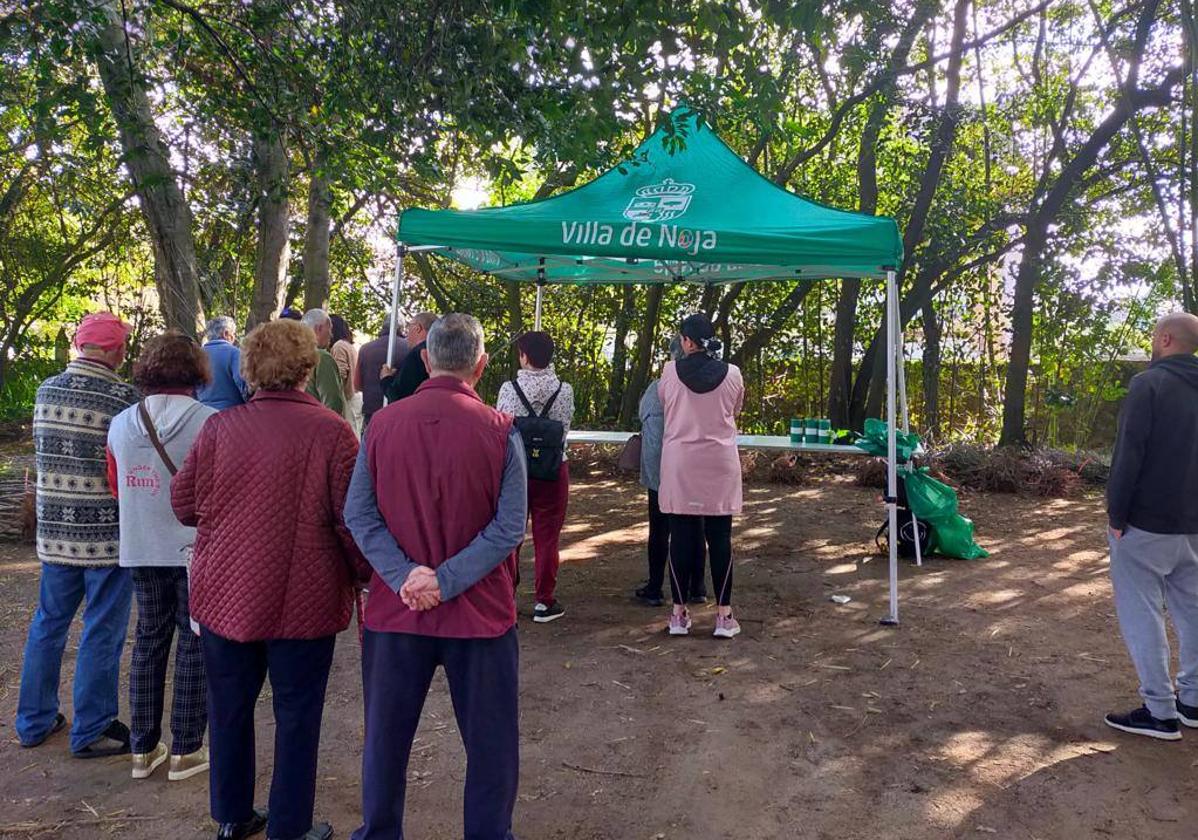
[130,566,206,755]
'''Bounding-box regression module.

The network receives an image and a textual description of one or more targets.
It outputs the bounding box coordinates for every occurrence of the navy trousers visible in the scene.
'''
[201,629,336,840]
[352,627,519,840]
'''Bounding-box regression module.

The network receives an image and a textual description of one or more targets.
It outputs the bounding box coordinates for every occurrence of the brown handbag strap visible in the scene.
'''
[138,399,178,476]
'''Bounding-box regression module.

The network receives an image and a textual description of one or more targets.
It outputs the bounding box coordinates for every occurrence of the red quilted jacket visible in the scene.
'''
[172,389,368,642]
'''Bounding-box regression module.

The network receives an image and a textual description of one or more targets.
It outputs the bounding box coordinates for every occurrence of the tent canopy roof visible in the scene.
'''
[397,107,903,285]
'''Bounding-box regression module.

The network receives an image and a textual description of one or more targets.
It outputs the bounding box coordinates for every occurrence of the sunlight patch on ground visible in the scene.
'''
[560,529,643,563]
[922,731,1123,831]
[967,588,1024,607]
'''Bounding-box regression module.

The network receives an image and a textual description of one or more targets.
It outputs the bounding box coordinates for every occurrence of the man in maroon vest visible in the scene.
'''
[344,313,527,840]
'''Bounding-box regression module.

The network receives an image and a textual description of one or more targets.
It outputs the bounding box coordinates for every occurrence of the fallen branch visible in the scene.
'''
[561,761,648,779]
[0,815,163,836]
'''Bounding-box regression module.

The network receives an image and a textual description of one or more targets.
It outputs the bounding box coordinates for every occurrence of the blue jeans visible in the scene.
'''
[17,563,133,752]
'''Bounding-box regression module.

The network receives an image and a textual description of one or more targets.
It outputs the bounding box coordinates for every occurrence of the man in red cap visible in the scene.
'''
[17,312,140,758]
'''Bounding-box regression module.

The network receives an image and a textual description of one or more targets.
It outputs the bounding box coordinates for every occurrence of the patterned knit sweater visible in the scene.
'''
[33,359,139,566]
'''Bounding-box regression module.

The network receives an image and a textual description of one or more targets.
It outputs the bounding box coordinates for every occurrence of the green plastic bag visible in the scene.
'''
[903,468,959,520]
[855,418,922,462]
[931,515,989,561]
[903,469,989,561]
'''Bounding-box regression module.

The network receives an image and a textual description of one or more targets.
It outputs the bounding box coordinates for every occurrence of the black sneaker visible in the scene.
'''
[687,593,709,605]
[635,585,664,607]
[1104,706,1182,741]
[533,601,565,623]
[72,719,132,758]
[1177,697,1198,728]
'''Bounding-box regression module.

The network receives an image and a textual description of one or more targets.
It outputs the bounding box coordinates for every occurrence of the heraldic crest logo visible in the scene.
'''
[623,178,695,223]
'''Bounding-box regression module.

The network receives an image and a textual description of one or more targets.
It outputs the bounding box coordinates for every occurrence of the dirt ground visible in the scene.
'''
[0,472,1195,839]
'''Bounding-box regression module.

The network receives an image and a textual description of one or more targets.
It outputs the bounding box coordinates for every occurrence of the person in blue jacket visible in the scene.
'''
[196,317,249,410]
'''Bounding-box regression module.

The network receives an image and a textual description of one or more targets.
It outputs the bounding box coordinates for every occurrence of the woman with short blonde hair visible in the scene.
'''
[172,319,366,840]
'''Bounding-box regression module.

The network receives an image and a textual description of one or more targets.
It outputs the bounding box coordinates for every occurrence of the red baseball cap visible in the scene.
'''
[73,312,132,352]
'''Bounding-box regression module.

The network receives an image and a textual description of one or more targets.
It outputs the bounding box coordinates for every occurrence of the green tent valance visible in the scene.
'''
[397,108,903,285]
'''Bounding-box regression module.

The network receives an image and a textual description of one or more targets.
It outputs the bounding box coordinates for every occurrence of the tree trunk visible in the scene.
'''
[618,285,664,428]
[604,285,636,420]
[827,3,933,428]
[505,281,524,377]
[826,279,861,428]
[247,130,291,329]
[1000,58,1184,444]
[302,160,332,311]
[849,0,972,428]
[1000,226,1047,446]
[91,1,202,336]
[921,300,942,439]
[1181,0,1198,312]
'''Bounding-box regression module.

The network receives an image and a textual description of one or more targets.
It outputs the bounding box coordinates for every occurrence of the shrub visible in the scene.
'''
[0,356,60,422]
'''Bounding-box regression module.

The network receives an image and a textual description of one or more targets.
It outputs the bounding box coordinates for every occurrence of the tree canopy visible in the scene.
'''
[2,0,1193,444]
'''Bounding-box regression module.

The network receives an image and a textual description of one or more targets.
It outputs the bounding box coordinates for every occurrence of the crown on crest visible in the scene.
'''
[635,178,695,198]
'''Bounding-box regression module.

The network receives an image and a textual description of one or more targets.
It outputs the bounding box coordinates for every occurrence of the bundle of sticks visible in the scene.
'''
[0,468,36,542]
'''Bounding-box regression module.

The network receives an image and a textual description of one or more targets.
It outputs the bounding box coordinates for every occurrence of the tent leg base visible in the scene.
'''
[879,615,900,627]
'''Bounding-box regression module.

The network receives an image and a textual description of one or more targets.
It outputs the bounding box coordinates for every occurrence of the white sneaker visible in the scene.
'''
[714,613,742,639]
[668,611,693,636]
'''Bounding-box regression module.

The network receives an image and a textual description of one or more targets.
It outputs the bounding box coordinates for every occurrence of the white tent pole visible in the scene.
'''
[882,270,900,625]
[384,244,405,406]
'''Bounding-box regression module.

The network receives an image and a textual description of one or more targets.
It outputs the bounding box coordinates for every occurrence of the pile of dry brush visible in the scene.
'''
[854,444,1109,499]
[574,441,1109,500]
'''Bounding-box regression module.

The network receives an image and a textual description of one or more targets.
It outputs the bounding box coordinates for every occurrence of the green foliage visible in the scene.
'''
[0,356,60,422]
[2,0,1189,446]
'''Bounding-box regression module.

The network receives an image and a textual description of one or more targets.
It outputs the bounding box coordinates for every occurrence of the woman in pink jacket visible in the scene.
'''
[658,313,745,639]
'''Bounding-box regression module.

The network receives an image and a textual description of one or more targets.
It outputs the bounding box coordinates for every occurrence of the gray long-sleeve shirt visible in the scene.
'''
[344,427,528,600]
[638,379,664,491]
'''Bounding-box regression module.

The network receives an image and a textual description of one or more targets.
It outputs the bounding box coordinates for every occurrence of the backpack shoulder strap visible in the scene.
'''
[138,399,178,476]
[539,382,564,418]
[509,379,537,416]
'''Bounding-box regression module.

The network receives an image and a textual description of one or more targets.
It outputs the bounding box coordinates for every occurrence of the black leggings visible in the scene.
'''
[668,514,733,607]
[645,491,670,597]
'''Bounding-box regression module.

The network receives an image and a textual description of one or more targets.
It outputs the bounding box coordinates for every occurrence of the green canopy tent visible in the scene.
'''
[393,107,914,624]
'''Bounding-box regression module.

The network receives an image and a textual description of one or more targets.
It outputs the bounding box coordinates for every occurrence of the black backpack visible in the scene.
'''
[510,380,565,481]
[875,474,932,560]
[875,509,932,560]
